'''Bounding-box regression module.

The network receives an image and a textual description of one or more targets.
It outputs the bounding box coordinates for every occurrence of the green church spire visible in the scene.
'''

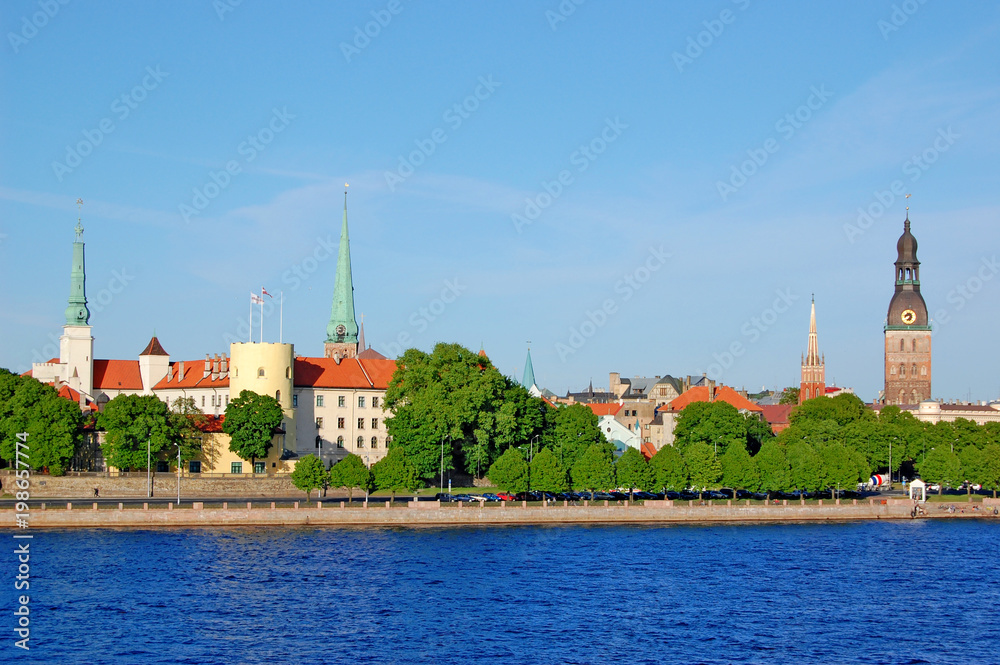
[325,188,358,345]
[64,199,90,326]
[521,347,536,390]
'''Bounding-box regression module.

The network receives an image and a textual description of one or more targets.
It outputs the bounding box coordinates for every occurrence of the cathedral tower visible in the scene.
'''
[799,297,825,403]
[60,205,94,399]
[884,214,931,404]
[324,190,359,359]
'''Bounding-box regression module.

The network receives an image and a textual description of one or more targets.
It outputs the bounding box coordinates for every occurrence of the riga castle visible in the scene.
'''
[30,196,395,475]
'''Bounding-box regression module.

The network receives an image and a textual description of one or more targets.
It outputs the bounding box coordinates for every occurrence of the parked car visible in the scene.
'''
[434,493,454,502]
[496,492,516,501]
[481,493,501,502]
[452,494,474,502]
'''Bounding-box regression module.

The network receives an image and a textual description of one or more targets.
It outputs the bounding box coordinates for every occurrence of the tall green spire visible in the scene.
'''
[325,189,358,345]
[64,200,90,326]
[521,348,536,390]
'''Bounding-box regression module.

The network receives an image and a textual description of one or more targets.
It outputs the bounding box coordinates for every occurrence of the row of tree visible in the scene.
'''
[0,367,285,474]
[289,449,420,500]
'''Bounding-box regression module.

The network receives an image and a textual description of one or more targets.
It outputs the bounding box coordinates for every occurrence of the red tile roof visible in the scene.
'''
[139,336,169,356]
[152,361,230,390]
[294,357,397,389]
[760,404,793,433]
[587,403,623,417]
[640,441,658,461]
[93,359,143,391]
[667,386,764,413]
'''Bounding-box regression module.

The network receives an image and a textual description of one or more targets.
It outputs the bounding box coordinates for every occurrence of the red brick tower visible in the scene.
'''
[884,214,932,404]
[799,297,825,403]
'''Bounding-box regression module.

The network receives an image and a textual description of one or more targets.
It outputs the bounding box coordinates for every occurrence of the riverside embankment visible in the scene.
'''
[5,498,999,528]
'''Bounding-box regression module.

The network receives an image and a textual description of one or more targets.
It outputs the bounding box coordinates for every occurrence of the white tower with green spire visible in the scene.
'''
[59,200,94,400]
[324,188,360,359]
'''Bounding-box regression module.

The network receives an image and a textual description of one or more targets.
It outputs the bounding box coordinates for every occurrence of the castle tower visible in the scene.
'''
[60,205,94,400]
[324,189,359,359]
[799,297,825,403]
[884,214,931,404]
[229,341,297,455]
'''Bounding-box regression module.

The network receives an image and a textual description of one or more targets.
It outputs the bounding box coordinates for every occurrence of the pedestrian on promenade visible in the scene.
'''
[94,487,100,497]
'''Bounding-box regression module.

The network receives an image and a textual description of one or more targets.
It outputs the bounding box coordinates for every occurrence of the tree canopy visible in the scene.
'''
[290,454,328,499]
[615,447,654,497]
[223,390,284,464]
[649,444,688,491]
[0,370,83,475]
[384,343,548,479]
[673,401,772,456]
[529,447,568,492]
[571,443,616,493]
[720,442,760,493]
[372,447,419,500]
[553,404,605,470]
[683,442,721,494]
[488,446,529,494]
[328,454,372,500]
[99,393,180,471]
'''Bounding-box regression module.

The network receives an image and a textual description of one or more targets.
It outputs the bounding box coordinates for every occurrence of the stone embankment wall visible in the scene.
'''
[5,498,996,529]
[0,472,299,498]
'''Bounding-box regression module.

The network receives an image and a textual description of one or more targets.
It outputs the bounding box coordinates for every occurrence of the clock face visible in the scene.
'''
[901,309,916,325]
[335,324,346,336]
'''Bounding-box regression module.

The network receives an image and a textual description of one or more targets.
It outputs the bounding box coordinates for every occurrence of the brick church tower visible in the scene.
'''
[799,297,825,403]
[884,214,931,405]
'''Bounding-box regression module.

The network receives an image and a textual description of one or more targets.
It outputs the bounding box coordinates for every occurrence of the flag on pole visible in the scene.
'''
[262,287,273,298]
[250,292,264,305]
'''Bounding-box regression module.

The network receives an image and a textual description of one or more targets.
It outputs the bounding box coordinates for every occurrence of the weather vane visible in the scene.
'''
[75,198,84,239]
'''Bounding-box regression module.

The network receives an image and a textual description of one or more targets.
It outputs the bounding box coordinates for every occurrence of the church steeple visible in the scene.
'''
[521,347,536,390]
[64,199,90,326]
[325,187,359,359]
[799,296,825,403]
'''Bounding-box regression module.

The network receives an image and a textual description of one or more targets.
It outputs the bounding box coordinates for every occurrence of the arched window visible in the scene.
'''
[911,364,917,377]
[912,339,917,352]
[898,389,906,404]
[890,366,897,375]
[357,436,365,448]
[899,364,906,377]
[371,436,378,449]
[921,366,927,376]
[900,339,905,352]
[257,367,265,378]
[285,367,291,378]
[275,390,281,402]
[337,436,344,449]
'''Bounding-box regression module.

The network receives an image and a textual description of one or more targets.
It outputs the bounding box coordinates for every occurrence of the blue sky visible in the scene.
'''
[2,0,998,402]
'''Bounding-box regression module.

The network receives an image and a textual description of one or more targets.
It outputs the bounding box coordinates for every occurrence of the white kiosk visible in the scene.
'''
[908,478,927,503]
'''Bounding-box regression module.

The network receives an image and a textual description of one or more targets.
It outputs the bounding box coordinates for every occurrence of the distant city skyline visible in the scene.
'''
[2,1,998,402]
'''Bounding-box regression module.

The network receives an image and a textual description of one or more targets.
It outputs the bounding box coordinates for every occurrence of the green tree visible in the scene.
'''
[819,443,868,498]
[571,443,616,495]
[787,441,824,494]
[754,440,791,498]
[979,443,1000,498]
[918,446,962,495]
[0,371,83,474]
[328,454,372,501]
[529,447,568,492]
[958,445,984,497]
[384,344,547,479]
[683,442,721,498]
[223,390,283,467]
[790,393,869,427]
[169,396,207,465]
[615,447,654,498]
[779,387,800,405]
[649,444,688,491]
[290,454,328,500]
[372,446,419,501]
[488,446,529,494]
[721,443,760,495]
[674,401,746,454]
[99,394,180,471]
[553,403,604,470]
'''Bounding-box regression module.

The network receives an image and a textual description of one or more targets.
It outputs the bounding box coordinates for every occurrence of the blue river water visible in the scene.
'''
[4,520,999,664]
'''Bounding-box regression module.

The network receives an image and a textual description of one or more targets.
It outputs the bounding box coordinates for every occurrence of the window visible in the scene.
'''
[316,417,324,429]
[359,396,366,408]
[292,394,298,407]
[338,396,345,407]
[254,462,265,474]
[338,417,345,429]
[189,461,201,473]
[337,436,344,449]
[285,367,291,379]
[890,365,896,375]
[900,339,905,352]
[231,462,243,474]
[156,461,169,472]
[357,436,365,448]
[900,364,906,377]
[921,366,927,376]
[258,368,265,377]
[202,395,206,407]
[316,395,324,407]
[911,364,917,377]
[372,418,379,429]
[210,395,215,407]
[371,436,378,449]
[912,339,917,352]
[358,418,365,429]
[372,396,379,408]
[225,395,229,406]
[275,390,281,402]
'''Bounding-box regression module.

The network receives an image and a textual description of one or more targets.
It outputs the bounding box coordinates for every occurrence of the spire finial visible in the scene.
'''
[905,193,911,222]
[344,183,349,211]
[75,198,84,239]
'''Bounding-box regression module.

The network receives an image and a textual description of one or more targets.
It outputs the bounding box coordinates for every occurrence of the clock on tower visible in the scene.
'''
[883,214,931,405]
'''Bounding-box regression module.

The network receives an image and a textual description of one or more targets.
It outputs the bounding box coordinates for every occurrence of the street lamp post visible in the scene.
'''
[177,443,181,505]
[146,436,151,498]
[440,438,444,493]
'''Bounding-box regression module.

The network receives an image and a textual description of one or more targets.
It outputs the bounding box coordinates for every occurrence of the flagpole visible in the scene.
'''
[248,294,253,343]
[279,291,284,343]
[260,288,264,344]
